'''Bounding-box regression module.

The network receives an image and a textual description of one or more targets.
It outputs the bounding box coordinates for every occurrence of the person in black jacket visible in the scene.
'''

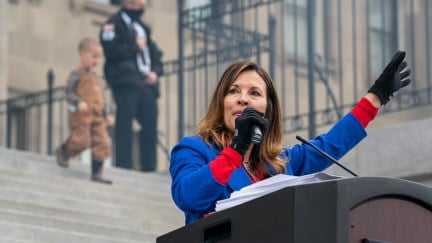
[100,0,163,171]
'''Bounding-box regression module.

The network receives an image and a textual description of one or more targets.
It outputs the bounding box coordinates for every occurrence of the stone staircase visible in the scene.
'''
[0,147,184,243]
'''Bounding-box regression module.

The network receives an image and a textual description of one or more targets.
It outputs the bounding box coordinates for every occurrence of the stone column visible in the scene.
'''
[0,0,8,100]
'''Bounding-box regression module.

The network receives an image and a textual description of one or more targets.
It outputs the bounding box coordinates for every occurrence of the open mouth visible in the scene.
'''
[233,111,243,117]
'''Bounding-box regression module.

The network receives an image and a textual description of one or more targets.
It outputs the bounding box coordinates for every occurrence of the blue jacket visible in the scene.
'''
[170,113,366,224]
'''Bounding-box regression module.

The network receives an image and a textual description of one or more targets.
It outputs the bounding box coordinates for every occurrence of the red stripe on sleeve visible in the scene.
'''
[350,97,379,128]
[209,147,243,185]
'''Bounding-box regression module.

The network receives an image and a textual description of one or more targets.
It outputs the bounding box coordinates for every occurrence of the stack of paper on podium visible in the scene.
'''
[215,172,342,212]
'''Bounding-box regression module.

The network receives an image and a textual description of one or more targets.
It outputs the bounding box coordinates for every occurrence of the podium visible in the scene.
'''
[157,177,432,243]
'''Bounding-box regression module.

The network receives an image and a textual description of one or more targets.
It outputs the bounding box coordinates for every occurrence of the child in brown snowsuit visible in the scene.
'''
[56,37,114,184]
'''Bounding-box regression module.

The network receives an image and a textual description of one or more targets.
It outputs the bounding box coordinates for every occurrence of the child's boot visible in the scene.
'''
[55,143,69,168]
[91,160,112,185]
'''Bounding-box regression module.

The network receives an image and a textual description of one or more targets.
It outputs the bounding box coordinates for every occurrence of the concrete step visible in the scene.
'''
[0,220,152,243]
[0,199,141,232]
[0,168,175,210]
[0,147,173,190]
[0,173,182,235]
[0,197,179,235]
[0,147,184,242]
[0,237,37,243]
[0,208,153,241]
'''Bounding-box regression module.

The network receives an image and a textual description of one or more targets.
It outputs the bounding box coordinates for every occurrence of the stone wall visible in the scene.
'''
[4,0,177,96]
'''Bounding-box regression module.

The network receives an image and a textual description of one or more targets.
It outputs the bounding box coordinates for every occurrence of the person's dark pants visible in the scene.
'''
[112,84,158,171]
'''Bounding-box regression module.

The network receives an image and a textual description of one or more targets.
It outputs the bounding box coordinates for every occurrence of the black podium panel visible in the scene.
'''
[157,177,432,243]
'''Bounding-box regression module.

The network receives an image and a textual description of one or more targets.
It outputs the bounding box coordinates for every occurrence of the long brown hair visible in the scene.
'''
[197,60,286,176]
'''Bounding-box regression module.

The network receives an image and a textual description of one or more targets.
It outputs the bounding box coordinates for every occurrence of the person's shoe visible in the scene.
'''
[91,175,113,185]
[55,144,69,168]
[91,160,112,185]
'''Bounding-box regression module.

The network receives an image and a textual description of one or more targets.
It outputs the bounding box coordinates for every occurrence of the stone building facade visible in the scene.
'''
[2,0,432,185]
[2,0,177,97]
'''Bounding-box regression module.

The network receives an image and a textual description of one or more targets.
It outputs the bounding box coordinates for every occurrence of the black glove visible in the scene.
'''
[229,107,268,157]
[368,51,411,105]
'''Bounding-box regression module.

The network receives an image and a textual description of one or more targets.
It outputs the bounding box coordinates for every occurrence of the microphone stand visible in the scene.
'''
[296,135,358,177]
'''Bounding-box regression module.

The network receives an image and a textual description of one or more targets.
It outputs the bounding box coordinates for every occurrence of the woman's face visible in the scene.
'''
[223,70,268,132]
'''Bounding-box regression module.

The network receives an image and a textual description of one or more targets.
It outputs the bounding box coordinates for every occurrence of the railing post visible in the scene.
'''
[6,99,12,148]
[47,69,54,155]
[177,0,185,141]
[268,14,276,80]
[307,0,316,139]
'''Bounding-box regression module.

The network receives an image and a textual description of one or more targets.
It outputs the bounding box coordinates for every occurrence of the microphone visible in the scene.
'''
[295,135,358,177]
[251,125,262,145]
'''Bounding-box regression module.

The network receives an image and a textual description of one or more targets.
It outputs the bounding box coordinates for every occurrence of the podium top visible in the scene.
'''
[158,176,432,243]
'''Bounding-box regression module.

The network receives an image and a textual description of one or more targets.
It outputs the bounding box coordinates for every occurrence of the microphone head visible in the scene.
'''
[251,126,262,145]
